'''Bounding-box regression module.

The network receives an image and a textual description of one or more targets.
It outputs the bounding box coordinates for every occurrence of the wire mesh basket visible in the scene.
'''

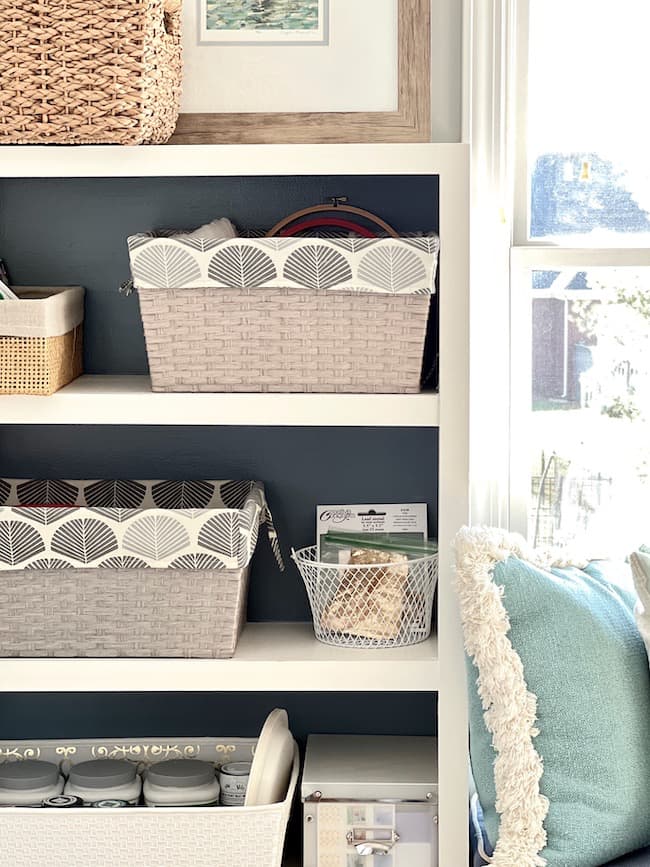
[292,545,438,648]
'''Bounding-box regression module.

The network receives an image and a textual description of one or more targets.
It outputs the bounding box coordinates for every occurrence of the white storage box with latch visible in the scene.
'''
[302,734,439,866]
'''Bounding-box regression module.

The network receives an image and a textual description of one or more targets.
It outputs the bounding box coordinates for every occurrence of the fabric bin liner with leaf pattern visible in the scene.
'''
[0,479,281,659]
[126,233,440,394]
[0,735,299,867]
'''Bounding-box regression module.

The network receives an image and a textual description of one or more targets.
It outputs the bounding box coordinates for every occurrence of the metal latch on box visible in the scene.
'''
[347,828,400,856]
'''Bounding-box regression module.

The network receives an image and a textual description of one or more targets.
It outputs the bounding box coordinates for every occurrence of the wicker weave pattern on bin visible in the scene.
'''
[0,0,182,144]
[2,804,290,867]
[138,287,431,393]
[0,326,83,395]
[0,566,249,658]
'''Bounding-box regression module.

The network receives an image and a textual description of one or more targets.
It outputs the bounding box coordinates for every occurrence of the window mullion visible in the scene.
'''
[512,247,650,269]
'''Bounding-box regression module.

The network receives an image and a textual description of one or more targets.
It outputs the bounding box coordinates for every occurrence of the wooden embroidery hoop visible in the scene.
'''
[266,197,399,238]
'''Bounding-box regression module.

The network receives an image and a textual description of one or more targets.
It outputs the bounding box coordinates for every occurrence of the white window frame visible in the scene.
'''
[466,0,650,539]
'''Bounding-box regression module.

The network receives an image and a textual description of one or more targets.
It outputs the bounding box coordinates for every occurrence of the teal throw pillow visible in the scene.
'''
[455,527,650,867]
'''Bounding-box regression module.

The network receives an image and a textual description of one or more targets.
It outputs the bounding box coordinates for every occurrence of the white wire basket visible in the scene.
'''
[292,545,438,648]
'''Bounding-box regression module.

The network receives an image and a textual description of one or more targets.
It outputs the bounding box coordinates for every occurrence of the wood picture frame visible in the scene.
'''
[169,0,430,144]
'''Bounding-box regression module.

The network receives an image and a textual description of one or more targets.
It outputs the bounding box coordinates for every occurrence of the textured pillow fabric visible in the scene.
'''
[455,527,650,867]
[630,548,650,653]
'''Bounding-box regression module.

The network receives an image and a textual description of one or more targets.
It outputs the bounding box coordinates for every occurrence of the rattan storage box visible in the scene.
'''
[0,286,84,395]
[0,736,299,867]
[127,234,440,393]
[0,478,279,658]
[0,0,182,145]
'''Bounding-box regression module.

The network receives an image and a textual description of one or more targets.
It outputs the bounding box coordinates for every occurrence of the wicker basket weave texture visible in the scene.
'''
[0,565,249,658]
[0,325,83,395]
[138,286,431,393]
[2,803,290,867]
[0,0,182,144]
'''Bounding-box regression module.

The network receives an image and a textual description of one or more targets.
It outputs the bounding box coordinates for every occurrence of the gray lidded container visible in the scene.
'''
[147,760,216,789]
[69,760,136,789]
[0,760,59,790]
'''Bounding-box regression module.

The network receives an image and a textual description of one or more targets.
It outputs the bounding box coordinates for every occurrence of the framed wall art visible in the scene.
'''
[171,0,430,144]
[200,0,329,45]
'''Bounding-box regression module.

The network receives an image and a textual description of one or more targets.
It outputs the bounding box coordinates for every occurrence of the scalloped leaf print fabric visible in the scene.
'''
[207,244,277,288]
[0,479,269,570]
[0,521,44,566]
[128,235,440,295]
[130,244,201,289]
[358,245,428,292]
[283,244,352,290]
[51,518,118,564]
[123,514,190,561]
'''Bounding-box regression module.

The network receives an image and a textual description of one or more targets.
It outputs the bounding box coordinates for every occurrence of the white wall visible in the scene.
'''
[431,0,463,142]
[182,0,399,114]
[181,0,463,142]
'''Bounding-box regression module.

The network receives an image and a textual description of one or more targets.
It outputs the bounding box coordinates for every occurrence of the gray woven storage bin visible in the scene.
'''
[0,566,249,658]
[0,478,281,658]
[127,234,440,393]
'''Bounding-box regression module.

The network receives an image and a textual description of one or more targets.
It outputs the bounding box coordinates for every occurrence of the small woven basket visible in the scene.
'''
[0,287,84,396]
[292,546,438,648]
[0,0,182,145]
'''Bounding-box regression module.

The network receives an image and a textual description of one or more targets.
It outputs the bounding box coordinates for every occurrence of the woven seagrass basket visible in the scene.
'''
[127,234,440,393]
[0,287,84,396]
[0,0,182,145]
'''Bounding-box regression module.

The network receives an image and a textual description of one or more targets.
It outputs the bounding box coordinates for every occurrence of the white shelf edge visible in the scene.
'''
[5,623,439,693]
[1,376,440,427]
[0,142,463,178]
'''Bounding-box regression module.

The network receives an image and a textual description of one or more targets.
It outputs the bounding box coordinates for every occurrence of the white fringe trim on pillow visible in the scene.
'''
[454,526,551,867]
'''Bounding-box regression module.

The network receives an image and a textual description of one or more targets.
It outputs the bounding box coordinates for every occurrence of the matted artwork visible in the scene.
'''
[200,0,329,44]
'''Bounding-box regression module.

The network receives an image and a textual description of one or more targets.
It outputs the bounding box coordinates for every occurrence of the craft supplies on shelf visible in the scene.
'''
[219,762,251,807]
[143,760,220,807]
[0,0,182,145]
[0,286,84,395]
[0,282,18,301]
[316,502,429,562]
[0,761,64,807]
[126,222,440,393]
[293,545,438,649]
[296,500,438,648]
[0,711,298,867]
[0,478,281,658]
[64,760,142,807]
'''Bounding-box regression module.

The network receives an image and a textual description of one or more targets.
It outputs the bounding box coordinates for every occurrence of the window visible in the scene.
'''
[510,0,650,554]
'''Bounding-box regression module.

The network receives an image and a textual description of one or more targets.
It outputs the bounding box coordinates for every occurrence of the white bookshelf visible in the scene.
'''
[1,375,440,427]
[0,142,462,178]
[0,623,439,693]
[0,142,470,867]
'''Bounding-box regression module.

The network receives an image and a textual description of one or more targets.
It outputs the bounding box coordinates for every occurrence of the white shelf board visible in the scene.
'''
[0,142,461,178]
[1,623,439,693]
[1,375,440,427]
